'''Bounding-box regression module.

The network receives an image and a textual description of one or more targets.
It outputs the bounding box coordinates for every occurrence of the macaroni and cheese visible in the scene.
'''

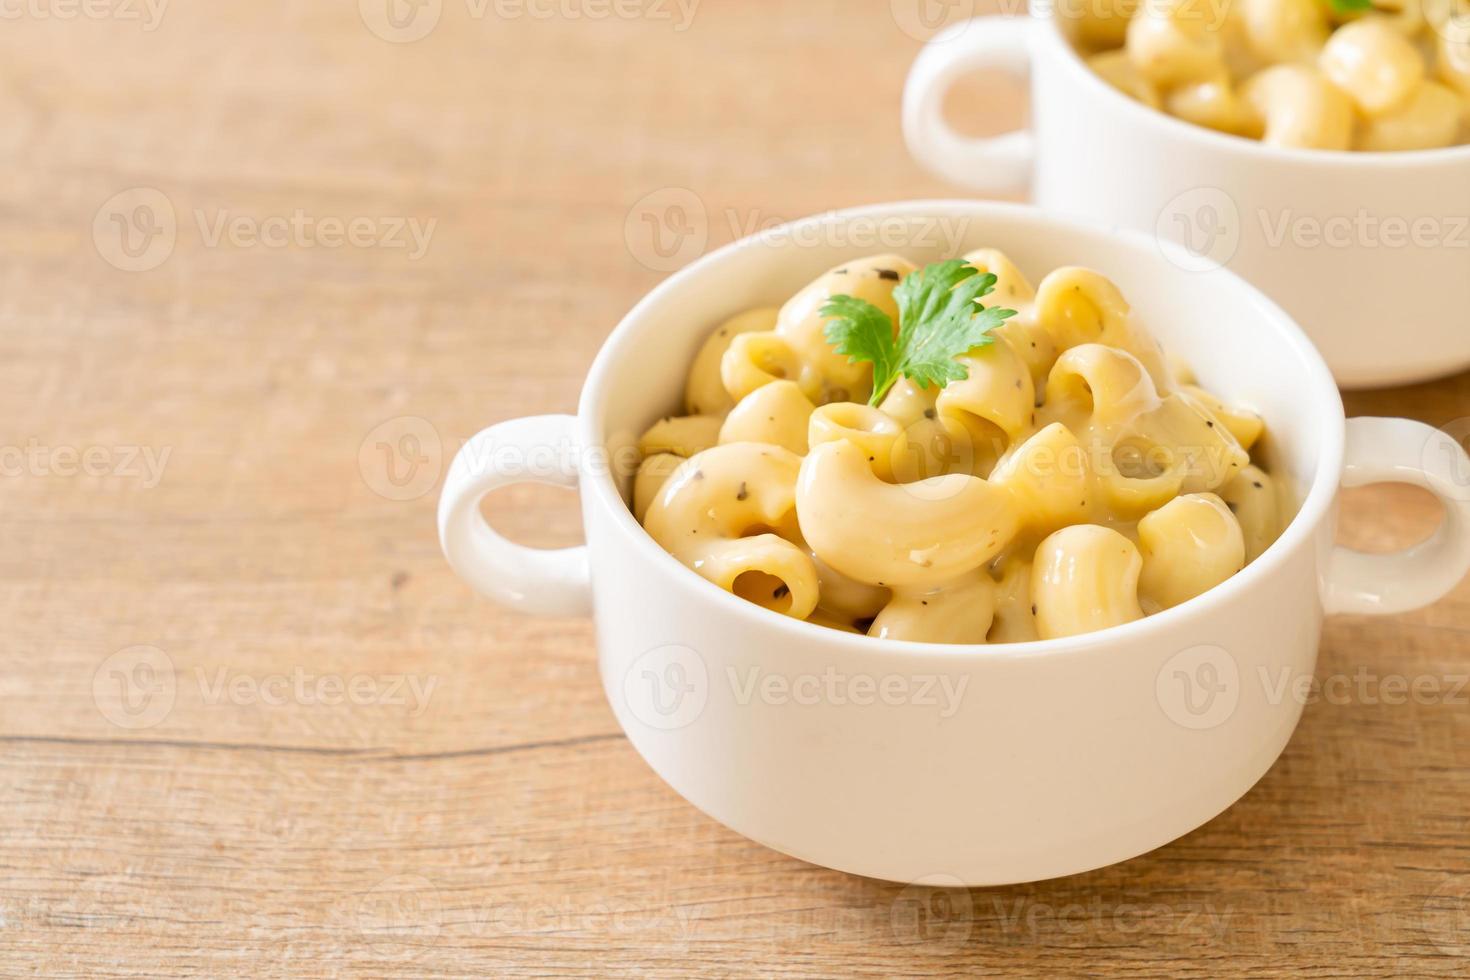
[1078,0,1470,151]
[634,251,1282,644]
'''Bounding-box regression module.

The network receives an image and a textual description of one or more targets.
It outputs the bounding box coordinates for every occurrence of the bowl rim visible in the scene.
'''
[578,199,1346,660]
[1030,7,1470,168]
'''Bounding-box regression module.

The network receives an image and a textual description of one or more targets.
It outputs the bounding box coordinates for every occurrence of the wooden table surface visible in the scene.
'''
[2,0,1469,975]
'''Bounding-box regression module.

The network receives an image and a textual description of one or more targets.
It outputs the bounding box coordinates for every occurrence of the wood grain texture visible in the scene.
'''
[0,0,1468,975]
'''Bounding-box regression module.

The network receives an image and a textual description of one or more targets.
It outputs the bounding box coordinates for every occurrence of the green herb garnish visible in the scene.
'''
[821,260,1017,407]
[1327,0,1374,13]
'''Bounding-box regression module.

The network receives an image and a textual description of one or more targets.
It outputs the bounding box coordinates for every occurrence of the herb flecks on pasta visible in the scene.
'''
[634,251,1282,645]
[1075,0,1470,152]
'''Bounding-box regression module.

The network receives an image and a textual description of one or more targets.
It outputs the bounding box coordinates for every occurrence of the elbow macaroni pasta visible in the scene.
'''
[1079,0,1470,150]
[1032,525,1145,640]
[642,442,821,621]
[1137,493,1247,611]
[636,251,1284,644]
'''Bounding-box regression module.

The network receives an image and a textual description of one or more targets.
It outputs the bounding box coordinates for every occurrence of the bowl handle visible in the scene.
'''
[437,414,591,617]
[902,16,1036,195]
[1322,417,1470,616]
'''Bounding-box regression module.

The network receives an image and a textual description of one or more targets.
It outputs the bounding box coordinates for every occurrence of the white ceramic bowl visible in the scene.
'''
[439,201,1470,885]
[903,9,1470,389]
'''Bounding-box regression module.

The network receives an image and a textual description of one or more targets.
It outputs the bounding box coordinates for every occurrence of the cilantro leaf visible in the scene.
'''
[1327,0,1373,11]
[820,294,899,404]
[892,261,1015,393]
[820,261,1018,406]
